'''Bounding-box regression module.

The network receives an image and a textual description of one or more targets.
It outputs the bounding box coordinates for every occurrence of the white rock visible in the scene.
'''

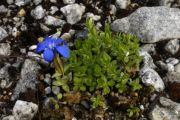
[60,4,85,24]
[175,63,180,73]
[85,12,101,21]
[13,100,38,120]
[44,15,65,26]
[165,39,179,55]
[109,4,117,15]
[0,27,8,41]
[0,5,8,13]
[2,115,15,120]
[166,58,179,65]
[115,0,131,9]
[156,61,174,72]
[33,0,42,5]
[140,44,156,55]
[0,43,11,56]
[50,6,59,15]
[140,67,165,92]
[31,5,46,20]
[6,0,14,4]
[150,97,180,120]
[15,0,31,6]
[50,0,56,3]
[63,0,75,4]
[29,45,37,50]
[140,51,156,69]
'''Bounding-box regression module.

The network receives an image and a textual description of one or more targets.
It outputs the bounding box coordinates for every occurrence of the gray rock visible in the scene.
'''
[140,67,165,92]
[6,0,14,4]
[85,12,101,21]
[60,4,85,25]
[13,100,38,120]
[33,0,42,5]
[11,59,40,100]
[63,0,75,4]
[159,0,176,7]
[31,5,46,20]
[166,58,179,65]
[40,23,51,32]
[50,6,59,15]
[0,64,12,89]
[140,51,156,69]
[159,0,180,7]
[109,4,117,15]
[45,87,51,94]
[2,116,15,120]
[175,63,180,73]
[165,71,180,83]
[50,0,56,3]
[157,61,175,72]
[150,97,180,120]
[0,43,11,56]
[76,29,88,39]
[0,5,8,13]
[111,7,180,43]
[115,0,130,9]
[140,44,156,55]
[15,0,31,6]
[44,74,51,85]
[0,27,8,41]
[165,39,179,55]
[44,15,65,26]
[27,52,49,67]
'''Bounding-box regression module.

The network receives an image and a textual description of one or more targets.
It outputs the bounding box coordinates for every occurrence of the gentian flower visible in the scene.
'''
[36,36,70,62]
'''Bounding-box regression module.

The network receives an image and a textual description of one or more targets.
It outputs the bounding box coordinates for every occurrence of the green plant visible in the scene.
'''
[127,105,140,117]
[68,18,142,95]
[91,95,106,108]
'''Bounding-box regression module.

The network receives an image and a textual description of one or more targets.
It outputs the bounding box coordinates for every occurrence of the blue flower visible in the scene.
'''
[36,36,70,62]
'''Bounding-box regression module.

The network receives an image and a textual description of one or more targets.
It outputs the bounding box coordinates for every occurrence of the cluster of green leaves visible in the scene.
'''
[68,18,142,95]
[52,18,142,110]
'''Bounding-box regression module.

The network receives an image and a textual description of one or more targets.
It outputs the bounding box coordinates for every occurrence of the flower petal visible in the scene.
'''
[55,45,70,58]
[43,48,54,62]
[36,42,46,52]
[55,38,63,45]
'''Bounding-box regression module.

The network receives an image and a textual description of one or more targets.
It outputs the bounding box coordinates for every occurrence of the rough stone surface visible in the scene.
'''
[13,100,38,120]
[11,59,40,101]
[140,51,156,69]
[33,0,42,5]
[15,0,31,6]
[115,0,130,9]
[63,0,75,4]
[0,27,8,41]
[166,58,179,65]
[31,5,45,20]
[44,15,65,26]
[166,72,180,83]
[85,13,101,21]
[140,44,156,55]
[150,97,180,120]
[6,0,14,4]
[159,0,180,7]
[140,66,165,92]
[175,63,180,73]
[111,7,180,43]
[165,39,179,55]
[0,5,8,13]
[157,61,174,72]
[0,43,11,56]
[60,4,85,24]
